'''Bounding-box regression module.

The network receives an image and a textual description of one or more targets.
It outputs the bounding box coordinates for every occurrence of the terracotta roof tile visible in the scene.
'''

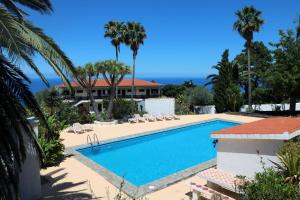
[58,79,160,88]
[213,117,300,135]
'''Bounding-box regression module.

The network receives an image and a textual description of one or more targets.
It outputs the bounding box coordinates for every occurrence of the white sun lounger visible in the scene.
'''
[164,114,173,120]
[72,123,84,134]
[155,115,164,121]
[143,114,155,122]
[134,114,146,122]
[171,114,180,120]
[128,117,138,123]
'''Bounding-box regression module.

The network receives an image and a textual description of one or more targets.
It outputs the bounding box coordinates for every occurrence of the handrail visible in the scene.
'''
[87,135,94,149]
[93,133,100,145]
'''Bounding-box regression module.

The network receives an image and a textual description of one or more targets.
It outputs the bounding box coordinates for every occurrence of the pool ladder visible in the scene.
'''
[87,133,100,150]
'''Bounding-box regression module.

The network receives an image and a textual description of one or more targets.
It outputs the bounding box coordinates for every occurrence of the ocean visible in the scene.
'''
[29,77,209,94]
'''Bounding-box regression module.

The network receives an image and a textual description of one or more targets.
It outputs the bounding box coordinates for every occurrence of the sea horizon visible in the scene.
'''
[29,77,210,94]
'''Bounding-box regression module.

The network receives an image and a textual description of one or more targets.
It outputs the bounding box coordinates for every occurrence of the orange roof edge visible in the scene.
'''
[212,117,300,139]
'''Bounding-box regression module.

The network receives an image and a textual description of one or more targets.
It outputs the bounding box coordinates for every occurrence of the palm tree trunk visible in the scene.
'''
[115,46,118,99]
[107,84,116,118]
[289,94,296,116]
[131,54,136,112]
[88,88,100,121]
[247,47,252,112]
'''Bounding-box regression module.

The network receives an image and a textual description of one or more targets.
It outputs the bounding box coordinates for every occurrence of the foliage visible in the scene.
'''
[185,86,213,107]
[206,49,241,112]
[175,94,193,115]
[233,5,264,110]
[162,84,186,97]
[267,29,300,115]
[74,63,101,120]
[271,140,300,184]
[123,21,147,101]
[0,1,75,199]
[38,133,64,169]
[104,21,125,61]
[233,41,273,104]
[239,168,300,200]
[112,98,135,119]
[182,80,196,88]
[96,60,131,118]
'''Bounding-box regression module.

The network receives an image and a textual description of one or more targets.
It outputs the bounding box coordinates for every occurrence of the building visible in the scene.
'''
[57,79,162,112]
[211,117,300,178]
[190,117,300,200]
[137,98,175,115]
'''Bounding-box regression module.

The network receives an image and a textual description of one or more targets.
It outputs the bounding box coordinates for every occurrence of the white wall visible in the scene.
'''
[240,103,300,112]
[19,118,41,200]
[138,98,175,115]
[217,139,283,178]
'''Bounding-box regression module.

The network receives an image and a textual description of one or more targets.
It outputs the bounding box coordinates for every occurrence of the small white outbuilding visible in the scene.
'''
[211,117,300,178]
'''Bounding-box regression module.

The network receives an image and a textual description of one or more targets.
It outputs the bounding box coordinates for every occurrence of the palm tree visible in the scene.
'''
[0,1,75,199]
[96,60,131,118]
[124,22,147,105]
[74,63,101,120]
[104,21,125,61]
[233,6,264,111]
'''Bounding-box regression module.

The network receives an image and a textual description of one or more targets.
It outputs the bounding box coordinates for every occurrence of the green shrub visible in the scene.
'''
[175,94,193,115]
[38,134,64,169]
[239,168,300,200]
[112,99,135,119]
[279,139,300,158]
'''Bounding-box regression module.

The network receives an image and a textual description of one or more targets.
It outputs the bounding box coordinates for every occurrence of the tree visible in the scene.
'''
[268,30,300,115]
[182,80,196,88]
[0,1,75,199]
[96,60,131,118]
[124,22,147,105]
[104,21,125,61]
[206,49,241,112]
[184,86,213,109]
[74,63,101,120]
[233,6,264,111]
[162,84,186,97]
[233,41,273,104]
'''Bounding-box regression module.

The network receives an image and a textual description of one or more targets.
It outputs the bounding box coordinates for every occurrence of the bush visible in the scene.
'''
[279,139,300,158]
[38,134,64,169]
[185,86,213,108]
[239,168,300,200]
[175,94,193,115]
[112,99,135,119]
[162,84,186,97]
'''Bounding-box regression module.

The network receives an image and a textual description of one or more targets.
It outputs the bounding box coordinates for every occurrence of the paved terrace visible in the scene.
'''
[41,114,261,200]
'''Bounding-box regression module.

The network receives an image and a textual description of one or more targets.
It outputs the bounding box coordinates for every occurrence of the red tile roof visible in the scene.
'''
[58,79,160,88]
[213,117,300,135]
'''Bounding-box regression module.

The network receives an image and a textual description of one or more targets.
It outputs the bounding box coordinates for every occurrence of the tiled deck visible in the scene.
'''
[41,114,261,200]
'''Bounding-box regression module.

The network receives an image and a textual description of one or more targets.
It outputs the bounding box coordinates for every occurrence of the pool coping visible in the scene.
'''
[66,118,240,198]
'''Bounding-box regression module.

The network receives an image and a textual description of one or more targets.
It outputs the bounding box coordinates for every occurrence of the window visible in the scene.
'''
[139,89,145,92]
[151,89,158,94]
[92,90,96,93]
[127,89,131,92]
[77,90,83,93]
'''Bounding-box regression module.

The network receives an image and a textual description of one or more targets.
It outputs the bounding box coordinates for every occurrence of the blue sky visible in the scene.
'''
[25,0,300,79]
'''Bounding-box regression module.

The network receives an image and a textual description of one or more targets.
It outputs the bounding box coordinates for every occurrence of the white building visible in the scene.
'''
[57,79,162,112]
[211,117,300,178]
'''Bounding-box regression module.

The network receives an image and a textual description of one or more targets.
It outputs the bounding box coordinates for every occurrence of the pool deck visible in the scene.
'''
[41,114,262,200]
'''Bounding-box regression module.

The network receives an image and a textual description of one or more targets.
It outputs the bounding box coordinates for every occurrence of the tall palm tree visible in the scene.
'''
[104,21,125,61]
[0,1,75,199]
[96,60,131,118]
[233,6,264,111]
[124,22,147,104]
[74,63,101,120]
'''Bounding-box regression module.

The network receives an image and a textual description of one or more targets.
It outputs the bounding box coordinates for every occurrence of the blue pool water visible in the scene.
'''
[77,120,239,186]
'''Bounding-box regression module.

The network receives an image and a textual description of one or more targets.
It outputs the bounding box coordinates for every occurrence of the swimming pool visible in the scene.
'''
[75,119,239,194]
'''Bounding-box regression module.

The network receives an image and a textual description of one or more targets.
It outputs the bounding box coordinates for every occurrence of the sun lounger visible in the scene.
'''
[134,114,146,122]
[143,114,155,122]
[128,117,138,123]
[171,114,180,120]
[82,124,93,131]
[155,115,164,121]
[164,114,173,120]
[72,123,84,134]
[189,182,234,200]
